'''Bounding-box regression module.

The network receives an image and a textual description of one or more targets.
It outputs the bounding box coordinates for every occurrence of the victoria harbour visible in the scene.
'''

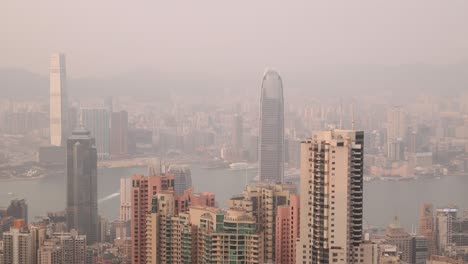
[1,165,466,231]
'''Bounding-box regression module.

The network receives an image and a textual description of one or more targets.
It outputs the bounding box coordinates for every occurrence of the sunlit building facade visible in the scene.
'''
[49,53,68,146]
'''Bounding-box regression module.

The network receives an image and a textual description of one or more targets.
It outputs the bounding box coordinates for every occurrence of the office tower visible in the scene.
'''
[38,230,86,264]
[276,194,300,264]
[385,217,411,263]
[167,164,192,196]
[120,178,132,221]
[296,130,365,264]
[435,207,468,259]
[50,53,68,146]
[387,106,406,160]
[110,110,128,157]
[228,183,296,263]
[258,69,284,182]
[410,235,429,264]
[2,219,32,264]
[66,127,98,244]
[232,114,243,151]
[6,199,28,224]
[80,108,110,159]
[419,203,436,257]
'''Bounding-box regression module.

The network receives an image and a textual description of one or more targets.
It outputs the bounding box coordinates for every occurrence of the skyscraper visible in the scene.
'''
[6,199,28,225]
[66,127,98,244]
[120,178,132,222]
[167,164,192,196]
[49,53,68,146]
[297,130,365,264]
[387,106,407,160]
[80,108,110,159]
[2,219,32,264]
[419,203,436,257]
[258,69,284,183]
[228,183,296,263]
[110,111,128,157]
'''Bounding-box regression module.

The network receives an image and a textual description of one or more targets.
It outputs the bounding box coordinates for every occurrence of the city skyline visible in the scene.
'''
[1,2,468,263]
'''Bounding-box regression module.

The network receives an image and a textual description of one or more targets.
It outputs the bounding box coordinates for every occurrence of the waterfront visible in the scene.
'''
[0,164,466,230]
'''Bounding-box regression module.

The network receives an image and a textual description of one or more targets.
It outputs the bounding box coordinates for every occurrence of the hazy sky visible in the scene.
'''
[3,1,468,78]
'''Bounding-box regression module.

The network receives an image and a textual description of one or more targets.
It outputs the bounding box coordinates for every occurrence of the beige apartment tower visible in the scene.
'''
[296,130,364,264]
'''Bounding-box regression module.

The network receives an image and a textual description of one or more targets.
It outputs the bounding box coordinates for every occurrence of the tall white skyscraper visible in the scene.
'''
[258,69,284,183]
[49,53,68,146]
[297,130,365,264]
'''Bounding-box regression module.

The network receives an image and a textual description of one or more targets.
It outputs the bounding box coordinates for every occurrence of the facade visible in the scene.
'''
[386,107,406,160]
[80,107,110,159]
[110,110,128,157]
[228,183,296,263]
[146,205,263,264]
[167,164,192,196]
[119,178,132,222]
[66,127,98,244]
[385,217,411,263]
[435,208,458,255]
[419,203,436,257]
[131,173,177,263]
[296,130,365,264]
[38,230,87,264]
[2,220,32,264]
[6,199,28,225]
[276,194,300,264]
[258,69,284,183]
[49,53,68,146]
[410,235,429,264]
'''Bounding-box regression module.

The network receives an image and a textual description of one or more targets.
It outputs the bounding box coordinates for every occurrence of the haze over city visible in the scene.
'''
[1,1,468,264]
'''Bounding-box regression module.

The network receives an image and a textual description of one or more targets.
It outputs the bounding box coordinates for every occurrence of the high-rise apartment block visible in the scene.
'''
[37,230,86,264]
[146,204,263,264]
[66,127,98,244]
[228,183,296,263]
[80,108,110,159]
[110,110,128,158]
[258,69,284,183]
[276,194,300,264]
[50,53,68,147]
[120,178,132,222]
[2,220,32,264]
[297,130,365,264]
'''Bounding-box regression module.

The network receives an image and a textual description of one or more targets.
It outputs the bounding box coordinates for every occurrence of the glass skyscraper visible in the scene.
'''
[258,69,284,183]
[66,127,98,244]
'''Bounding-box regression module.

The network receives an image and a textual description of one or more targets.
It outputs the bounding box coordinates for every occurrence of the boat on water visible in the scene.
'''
[201,160,229,169]
[229,162,249,170]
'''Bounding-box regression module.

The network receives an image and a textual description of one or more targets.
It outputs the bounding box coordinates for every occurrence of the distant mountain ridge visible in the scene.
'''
[1,64,467,100]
